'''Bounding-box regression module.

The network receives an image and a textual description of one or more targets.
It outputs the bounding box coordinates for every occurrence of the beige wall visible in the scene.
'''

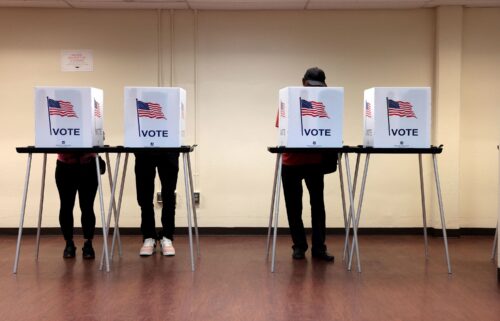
[0,7,498,230]
[461,8,500,227]
[195,9,435,228]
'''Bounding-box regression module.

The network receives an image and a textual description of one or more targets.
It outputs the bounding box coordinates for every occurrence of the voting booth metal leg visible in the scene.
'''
[432,154,452,274]
[343,153,358,271]
[186,153,200,257]
[110,153,128,260]
[271,154,283,273]
[35,153,47,261]
[348,154,370,273]
[111,153,128,259]
[266,154,281,259]
[351,155,361,243]
[95,155,110,272]
[343,153,360,268]
[100,153,121,271]
[182,153,196,272]
[105,152,122,257]
[13,153,33,274]
[418,154,429,258]
[337,153,351,262]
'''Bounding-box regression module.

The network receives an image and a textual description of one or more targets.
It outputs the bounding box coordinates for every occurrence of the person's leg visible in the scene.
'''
[305,173,327,254]
[55,161,78,258]
[281,165,308,253]
[157,153,179,241]
[135,155,158,240]
[77,161,99,259]
[77,161,98,241]
[55,161,78,242]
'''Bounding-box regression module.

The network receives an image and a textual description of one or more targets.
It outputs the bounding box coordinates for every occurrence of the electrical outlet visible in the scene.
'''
[156,191,177,204]
[193,192,200,205]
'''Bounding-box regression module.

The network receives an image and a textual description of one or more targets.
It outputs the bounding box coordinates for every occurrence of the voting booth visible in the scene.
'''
[34,87,104,147]
[363,87,431,148]
[124,87,186,147]
[278,87,343,147]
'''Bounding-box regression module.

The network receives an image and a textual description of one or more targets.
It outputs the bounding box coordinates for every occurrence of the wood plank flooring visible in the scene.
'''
[0,235,499,321]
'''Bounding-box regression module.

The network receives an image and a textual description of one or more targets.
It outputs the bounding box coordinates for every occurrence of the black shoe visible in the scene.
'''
[292,248,306,260]
[312,251,335,262]
[63,241,76,259]
[82,240,95,260]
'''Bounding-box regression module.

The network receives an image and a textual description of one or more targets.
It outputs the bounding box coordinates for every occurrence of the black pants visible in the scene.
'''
[281,165,326,253]
[55,160,98,241]
[135,153,179,240]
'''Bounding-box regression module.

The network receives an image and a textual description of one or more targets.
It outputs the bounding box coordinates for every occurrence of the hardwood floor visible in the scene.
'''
[1,234,499,321]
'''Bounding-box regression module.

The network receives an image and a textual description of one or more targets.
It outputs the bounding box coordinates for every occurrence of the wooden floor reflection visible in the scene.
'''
[1,234,499,321]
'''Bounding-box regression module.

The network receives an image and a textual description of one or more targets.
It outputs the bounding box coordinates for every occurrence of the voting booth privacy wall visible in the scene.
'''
[363,87,431,148]
[124,87,186,147]
[35,87,104,147]
[278,87,344,147]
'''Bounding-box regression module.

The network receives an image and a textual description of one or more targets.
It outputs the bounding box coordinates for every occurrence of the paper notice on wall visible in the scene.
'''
[61,50,93,72]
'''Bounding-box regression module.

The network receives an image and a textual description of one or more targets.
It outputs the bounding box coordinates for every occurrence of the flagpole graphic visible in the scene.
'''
[47,97,53,135]
[386,97,391,136]
[136,98,141,136]
[299,97,304,136]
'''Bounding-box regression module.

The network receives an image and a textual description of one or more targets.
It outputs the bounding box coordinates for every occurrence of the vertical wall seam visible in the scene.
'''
[194,9,198,146]
[194,9,199,187]
[170,9,174,87]
[157,9,163,87]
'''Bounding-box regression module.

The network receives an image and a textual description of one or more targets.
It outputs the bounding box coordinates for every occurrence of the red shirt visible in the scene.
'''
[275,112,322,166]
[57,153,96,164]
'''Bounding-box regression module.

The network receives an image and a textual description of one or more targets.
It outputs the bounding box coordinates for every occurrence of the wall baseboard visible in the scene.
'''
[0,227,495,237]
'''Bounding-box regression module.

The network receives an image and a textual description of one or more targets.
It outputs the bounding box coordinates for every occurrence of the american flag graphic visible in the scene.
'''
[387,98,417,118]
[94,99,102,118]
[300,98,329,118]
[136,99,166,119]
[280,101,286,118]
[365,101,372,118]
[48,98,78,118]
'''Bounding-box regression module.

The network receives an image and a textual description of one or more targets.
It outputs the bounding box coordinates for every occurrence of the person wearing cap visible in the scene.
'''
[276,67,335,262]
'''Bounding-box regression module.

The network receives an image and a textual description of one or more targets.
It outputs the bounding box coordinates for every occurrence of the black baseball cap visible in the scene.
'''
[303,67,327,87]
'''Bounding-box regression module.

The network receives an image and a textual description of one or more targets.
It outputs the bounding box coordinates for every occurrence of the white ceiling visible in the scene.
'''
[0,0,499,10]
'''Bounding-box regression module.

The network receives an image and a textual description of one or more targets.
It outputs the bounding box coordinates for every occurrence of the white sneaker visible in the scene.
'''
[139,238,156,256]
[160,237,175,256]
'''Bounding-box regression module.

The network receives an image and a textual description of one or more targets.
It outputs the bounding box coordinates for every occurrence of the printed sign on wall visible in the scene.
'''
[61,50,93,72]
